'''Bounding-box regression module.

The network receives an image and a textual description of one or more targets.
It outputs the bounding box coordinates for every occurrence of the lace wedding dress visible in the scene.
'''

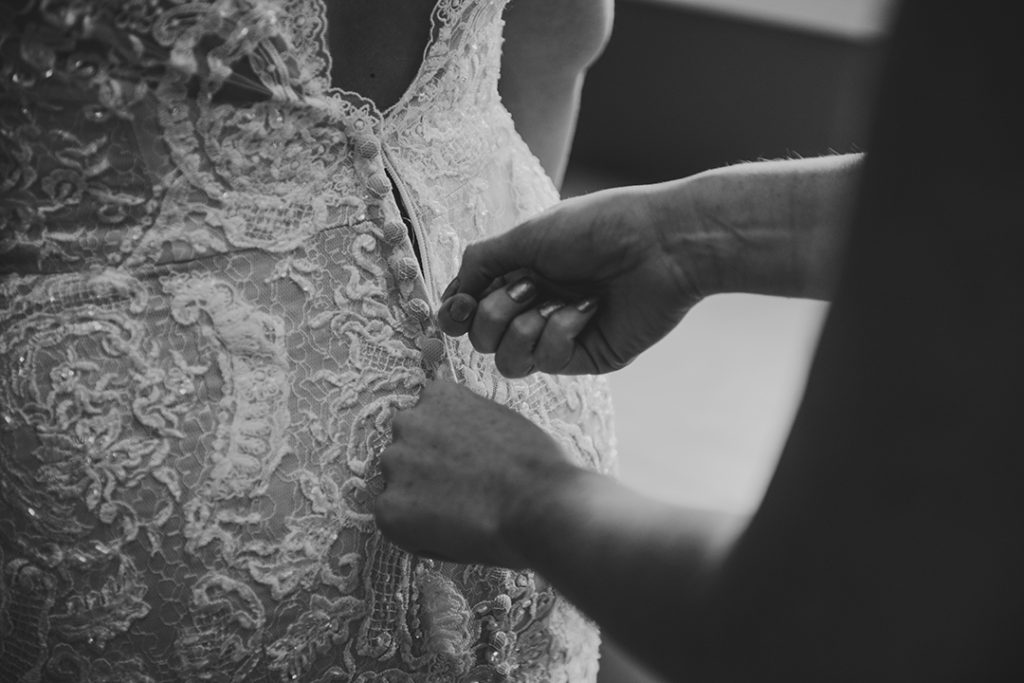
[0,1,617,681]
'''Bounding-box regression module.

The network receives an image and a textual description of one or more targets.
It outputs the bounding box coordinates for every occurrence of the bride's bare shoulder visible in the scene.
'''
[502,0,614,73]
[498,0,614,184]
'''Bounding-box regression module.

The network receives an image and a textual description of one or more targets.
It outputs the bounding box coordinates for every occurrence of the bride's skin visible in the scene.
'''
[499,0,614,186]
[325,0,614,187]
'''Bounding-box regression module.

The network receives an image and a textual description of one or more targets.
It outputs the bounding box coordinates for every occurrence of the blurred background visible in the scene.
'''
[557,1,895,680]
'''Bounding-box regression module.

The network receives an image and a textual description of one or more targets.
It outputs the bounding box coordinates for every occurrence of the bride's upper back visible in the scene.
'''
[323,0,436,111]
[0,0,614,273]
[315,0,614,112]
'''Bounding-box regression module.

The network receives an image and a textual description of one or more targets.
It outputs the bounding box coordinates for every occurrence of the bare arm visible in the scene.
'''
[437,153,862,377]
[668,152,860,300]
[499,0,614,186]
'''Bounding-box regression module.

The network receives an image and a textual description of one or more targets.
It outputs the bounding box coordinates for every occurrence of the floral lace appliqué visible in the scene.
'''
[0,1,615,681]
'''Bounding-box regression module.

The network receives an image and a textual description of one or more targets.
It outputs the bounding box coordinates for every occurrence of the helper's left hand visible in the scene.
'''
[374,380,578,567]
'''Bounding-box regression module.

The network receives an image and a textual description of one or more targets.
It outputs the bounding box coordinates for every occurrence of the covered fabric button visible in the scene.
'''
[381,220,407,245]
[419,338,445,366]
[355,136,380,158]
[406,298,432,321]
[390,256,420,280]
[366,173,391,197]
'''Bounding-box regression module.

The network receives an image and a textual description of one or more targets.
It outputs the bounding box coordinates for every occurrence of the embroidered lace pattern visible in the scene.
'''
[0,1,618,681]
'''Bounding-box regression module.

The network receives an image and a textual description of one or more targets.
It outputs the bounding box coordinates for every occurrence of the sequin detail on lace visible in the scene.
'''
[1,1,616,680]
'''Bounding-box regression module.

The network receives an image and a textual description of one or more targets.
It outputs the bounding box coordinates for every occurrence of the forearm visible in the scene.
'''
[650,153,863,300]
[504,467,747,681]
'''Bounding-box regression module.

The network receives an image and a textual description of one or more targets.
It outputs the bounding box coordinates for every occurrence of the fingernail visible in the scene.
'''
[576,297,598,314]
[441,277,459,301]
[537,300,565,319]
[506,277,536,303]
[450,296,475,323]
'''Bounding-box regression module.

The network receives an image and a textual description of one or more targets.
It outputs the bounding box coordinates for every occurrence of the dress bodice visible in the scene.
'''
[0,2,617,681]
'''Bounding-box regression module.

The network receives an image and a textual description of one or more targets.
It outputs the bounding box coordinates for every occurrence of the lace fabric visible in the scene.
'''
[0,1,618,681]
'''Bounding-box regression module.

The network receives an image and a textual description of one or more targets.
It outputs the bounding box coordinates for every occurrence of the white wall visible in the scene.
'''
[608,295,828,513]
[631,0,895,39]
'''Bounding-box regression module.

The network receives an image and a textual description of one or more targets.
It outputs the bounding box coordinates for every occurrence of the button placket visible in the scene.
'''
[359,138,451,376]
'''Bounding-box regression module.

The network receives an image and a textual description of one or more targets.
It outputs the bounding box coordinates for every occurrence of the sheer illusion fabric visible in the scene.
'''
[0,0,617,681]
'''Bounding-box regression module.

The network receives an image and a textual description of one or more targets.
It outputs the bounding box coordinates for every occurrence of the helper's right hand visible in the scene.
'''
[437,183,706,377]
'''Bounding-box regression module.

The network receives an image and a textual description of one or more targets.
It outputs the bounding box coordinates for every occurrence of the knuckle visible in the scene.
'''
[545,311,576,336]
[509,314,538,340]
[473,297,502,327]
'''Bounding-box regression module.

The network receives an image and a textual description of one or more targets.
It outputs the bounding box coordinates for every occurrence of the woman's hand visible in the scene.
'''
[374,380,583,567]
[437,183,706,376]
[437,155,861,378]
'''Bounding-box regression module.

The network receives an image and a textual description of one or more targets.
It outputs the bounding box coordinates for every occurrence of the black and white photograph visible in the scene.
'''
[1,0,1020,681]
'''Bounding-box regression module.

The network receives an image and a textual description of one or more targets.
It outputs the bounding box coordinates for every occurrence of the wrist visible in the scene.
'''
[659,155,861,300]
[639,171,801,301]
[682,166,808,298]
[499,462,601,570]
